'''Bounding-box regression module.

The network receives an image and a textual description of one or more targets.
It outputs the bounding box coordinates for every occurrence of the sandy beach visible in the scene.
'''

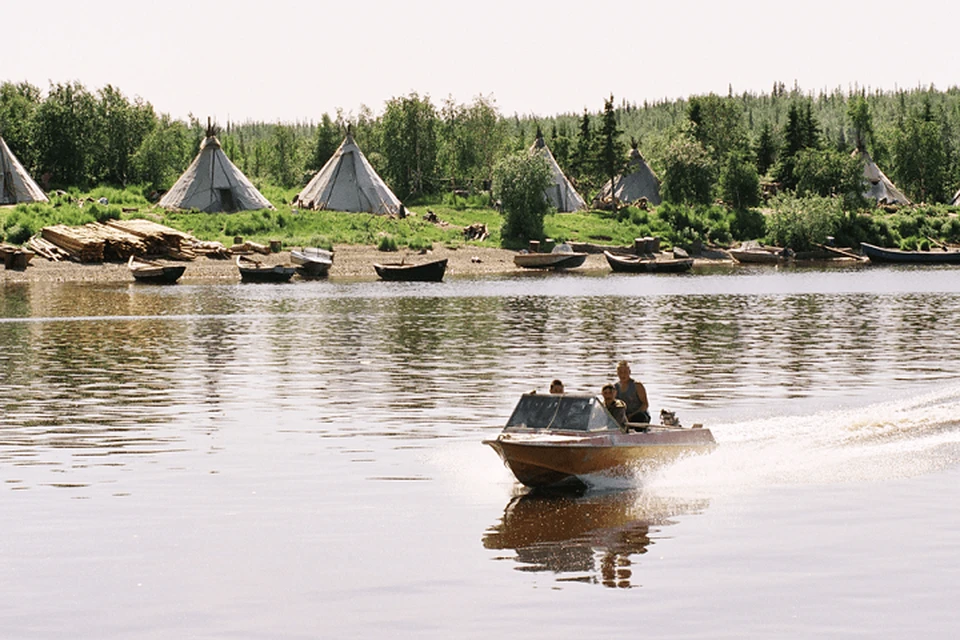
[1,244,621,284]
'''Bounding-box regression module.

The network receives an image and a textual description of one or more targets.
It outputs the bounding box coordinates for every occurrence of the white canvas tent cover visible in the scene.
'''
[530,134,585,212]
[0,136,48,205]
[854,148,911,205]
[950,187,960,206]
[159,136,273,212]
[594,146,661,206]
[296,133,402,214]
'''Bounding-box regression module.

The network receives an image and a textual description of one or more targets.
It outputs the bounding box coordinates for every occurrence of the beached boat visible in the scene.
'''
[860,242,960,265]
[483,393,715,488]
[728,246,786,264]
[603,250,694,273]
[0,243,35,270]
[290,247,334,277]
[514,244,587,270]
[236,255,296,283]
[374,258,448,282]
[127,255,186,284]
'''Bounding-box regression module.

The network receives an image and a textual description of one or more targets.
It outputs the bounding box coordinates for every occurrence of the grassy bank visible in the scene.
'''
[4,185,960,254]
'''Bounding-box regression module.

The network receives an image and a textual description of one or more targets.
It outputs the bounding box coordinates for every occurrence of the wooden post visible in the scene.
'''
[270,240,282,253]
[233,236,243,245]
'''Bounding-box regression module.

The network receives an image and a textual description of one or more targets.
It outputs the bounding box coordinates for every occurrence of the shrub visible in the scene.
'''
[378,235,398,251]
[766,194,843,251]
[493,152,551,243]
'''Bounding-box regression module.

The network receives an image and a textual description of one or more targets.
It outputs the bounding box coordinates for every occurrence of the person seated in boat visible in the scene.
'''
[601,383,628,429]
[549,379,564,394]
[615,360,651,424]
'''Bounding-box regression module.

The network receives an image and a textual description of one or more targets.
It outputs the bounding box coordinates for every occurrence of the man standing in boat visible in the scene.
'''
[615,360,651,424]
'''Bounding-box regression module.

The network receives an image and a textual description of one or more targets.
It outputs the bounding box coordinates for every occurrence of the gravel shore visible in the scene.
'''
[2,244,615,284]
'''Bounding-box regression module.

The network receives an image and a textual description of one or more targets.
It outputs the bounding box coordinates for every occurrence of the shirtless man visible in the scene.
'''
[615,360,651,424]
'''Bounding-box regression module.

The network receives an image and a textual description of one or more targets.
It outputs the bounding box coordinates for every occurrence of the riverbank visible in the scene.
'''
[2,244,645,284]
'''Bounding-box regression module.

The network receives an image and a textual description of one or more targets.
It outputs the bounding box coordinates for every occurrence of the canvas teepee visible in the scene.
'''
[0,136,48,205]
[950,187,960,206]
[594,144,661,206]
[853,148,910,206]
[159,126,273,213]
[529,133,585,212]
[296,131,402,214]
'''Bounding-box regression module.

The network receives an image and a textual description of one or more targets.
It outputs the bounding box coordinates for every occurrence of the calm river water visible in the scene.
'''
[2,263,960,639]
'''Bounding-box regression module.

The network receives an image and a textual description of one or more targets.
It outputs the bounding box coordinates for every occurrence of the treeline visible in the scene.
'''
[3,79,960,207]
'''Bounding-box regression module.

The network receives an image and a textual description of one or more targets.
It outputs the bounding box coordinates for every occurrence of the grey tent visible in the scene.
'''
[950,188,960,206]
[159,135,273,212]
[530,134,585,212]
[854,148,910,206]
[296,133,402,214]
[594,145,661,206]
[0,136,48,205]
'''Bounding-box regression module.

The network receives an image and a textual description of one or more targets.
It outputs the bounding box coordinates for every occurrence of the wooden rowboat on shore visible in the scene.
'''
[603,251,694,274]
[236,255,296,283]
[860,242,960,265]
[127,255,186,284]
[373,258,448,282]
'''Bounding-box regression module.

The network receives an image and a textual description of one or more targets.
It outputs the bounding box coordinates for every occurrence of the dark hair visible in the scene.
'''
[550,379,563,387]
[601,383,615,392]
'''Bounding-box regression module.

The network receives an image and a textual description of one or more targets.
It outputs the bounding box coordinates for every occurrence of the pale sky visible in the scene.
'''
[7,0,958,123]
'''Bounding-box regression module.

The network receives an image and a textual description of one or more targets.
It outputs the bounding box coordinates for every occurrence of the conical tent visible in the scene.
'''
[159,136,273,212]
[0,136,48,205]
[296,133,402,214]
[594,146,661,206]
[530,134,585,212]
[950,188,960,206]
[854,148,910,205]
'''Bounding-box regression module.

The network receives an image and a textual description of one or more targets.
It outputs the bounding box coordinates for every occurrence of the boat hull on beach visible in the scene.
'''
[290,247,333,277]
[513,252,587,270]
[603,251,693,273]
[860,242,960,264]
[236,256,296,283]
[374,258,448,282]
[127,256,186,284]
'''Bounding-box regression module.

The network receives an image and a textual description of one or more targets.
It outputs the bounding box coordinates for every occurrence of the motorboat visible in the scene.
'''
[373,258,447,282]
[860,242,960,264]
[484,393,715,488]
[127,255,186,284]
[236,255,296,283]
[290,247,334,277]
[604,250,693,273]
[514,243,587,270]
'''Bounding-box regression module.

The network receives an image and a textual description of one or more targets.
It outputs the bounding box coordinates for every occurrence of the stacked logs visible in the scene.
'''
[31,220,231,262]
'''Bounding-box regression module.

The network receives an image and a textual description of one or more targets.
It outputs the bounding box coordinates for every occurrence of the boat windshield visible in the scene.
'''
[505,394,619,432]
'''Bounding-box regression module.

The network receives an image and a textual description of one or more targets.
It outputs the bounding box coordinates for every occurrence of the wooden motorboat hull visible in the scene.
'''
[604,251,693,273]
[860,242,960,264]
[374,258,447,282]
[291,248,333,277]
[484,428,716,488]
[513,252,587,270]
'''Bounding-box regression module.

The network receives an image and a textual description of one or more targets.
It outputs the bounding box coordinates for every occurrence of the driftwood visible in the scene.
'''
[815,243,867,261]
[463,223,489,242]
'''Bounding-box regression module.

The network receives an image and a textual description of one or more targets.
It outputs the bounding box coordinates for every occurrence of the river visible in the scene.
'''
[1,263,959,639]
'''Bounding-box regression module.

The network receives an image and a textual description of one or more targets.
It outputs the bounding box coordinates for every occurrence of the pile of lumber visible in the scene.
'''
[32,219,232,262]
[105,219,196,259]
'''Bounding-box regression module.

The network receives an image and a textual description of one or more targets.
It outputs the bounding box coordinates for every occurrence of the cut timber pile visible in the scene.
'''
[34,219,231,262]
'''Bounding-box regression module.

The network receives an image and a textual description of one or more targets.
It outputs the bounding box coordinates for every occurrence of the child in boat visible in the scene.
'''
[615,360,651,424]
[601,383,628,428]
[549,379,564,394]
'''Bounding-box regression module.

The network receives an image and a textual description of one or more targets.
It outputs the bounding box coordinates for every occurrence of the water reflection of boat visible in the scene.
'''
[482,488,708,588]
[483,393,716,488]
